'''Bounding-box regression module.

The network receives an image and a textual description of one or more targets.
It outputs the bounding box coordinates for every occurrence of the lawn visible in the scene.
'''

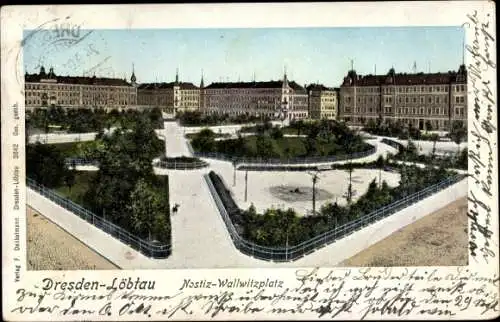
[208,135,372,159]
[51,141,96,158]
[55,171,96,207]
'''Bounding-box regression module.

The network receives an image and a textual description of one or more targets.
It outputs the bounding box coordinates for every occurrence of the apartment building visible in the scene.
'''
[201,73,309,120]
[338,65,467,131]
[306,84,338,120]
[24,67,138,111]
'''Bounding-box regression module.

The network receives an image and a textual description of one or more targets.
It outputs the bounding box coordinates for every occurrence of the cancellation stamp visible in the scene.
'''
[1,2,498,321]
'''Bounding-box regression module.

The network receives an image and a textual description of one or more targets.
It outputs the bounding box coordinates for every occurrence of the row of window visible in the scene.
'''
[377,84,466,94]
[345,95,466,105]
[26,84,134,92]
[206,89,283,95]
[347,117,451,129]
[343,105,464,116]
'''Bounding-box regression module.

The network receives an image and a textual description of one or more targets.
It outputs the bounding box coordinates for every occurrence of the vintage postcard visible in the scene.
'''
[1,2,498,320]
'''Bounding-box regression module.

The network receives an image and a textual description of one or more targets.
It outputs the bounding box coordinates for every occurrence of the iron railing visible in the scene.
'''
[204,173,465,262]
[154,160,208,170]
[65,158,99,167]
[189,141,376,165]
[27,178,172,259]
[381,138,405,150]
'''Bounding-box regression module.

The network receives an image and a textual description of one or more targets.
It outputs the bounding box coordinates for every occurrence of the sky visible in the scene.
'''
[23,26,464,87]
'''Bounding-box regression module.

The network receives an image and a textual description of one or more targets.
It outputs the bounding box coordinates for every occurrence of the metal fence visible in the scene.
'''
[190,143,376,165]
[27,178,172,259]
[381,138,405,150]
[204,173,465,262]
[65,158,100,167]
[154,160,208,170]
[29,133,98,144]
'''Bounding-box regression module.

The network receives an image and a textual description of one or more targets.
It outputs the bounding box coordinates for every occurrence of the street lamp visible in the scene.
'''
[308,171,321,215]
[244,170,248,202]
[232,159,237,187]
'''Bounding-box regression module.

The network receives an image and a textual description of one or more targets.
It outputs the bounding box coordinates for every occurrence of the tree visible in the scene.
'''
[425,120,433,131]
[345,162,354,205]
[430,134,439,162]
[64,170,76,192]
[375,155,385,186]
[366,118,377,130]
[128,178,164,241]
[85,115,162,228]
[256,135,275,158]
[191,128,216,152]
[449,121,467,158]
[270,127,284,140]
[26,143,68,188]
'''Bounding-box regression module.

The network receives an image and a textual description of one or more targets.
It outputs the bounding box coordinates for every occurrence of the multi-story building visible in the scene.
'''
[201,73,308,120]
[137,71,200,114]
[306,84,338,120]
[24,66,137,111]
[338,65,467,131]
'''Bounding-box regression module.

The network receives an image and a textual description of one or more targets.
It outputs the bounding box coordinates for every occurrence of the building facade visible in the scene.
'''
[306,84,338,120]
[24,67,137,111]
[338,65,467,131]
[137,71,200,114]
[201,73,308,120]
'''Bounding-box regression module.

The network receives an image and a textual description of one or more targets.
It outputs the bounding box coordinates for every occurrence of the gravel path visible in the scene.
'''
[27,207,118,270]
[339,197,468,267]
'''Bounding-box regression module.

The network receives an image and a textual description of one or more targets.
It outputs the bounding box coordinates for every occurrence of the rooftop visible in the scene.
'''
[306,84,335,92]
[25,67,133,87]
[138,82,199,90]
[205,80,307,93]
[341,65,467,87]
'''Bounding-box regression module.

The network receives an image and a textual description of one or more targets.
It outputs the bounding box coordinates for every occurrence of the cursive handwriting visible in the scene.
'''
[465,8,497,264]
[10,268,499,319]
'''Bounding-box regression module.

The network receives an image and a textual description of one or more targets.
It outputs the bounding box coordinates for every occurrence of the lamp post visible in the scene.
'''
[285,228,289,261]
[308,171,320,215]
[244,170,248,202]
[232,159,237,187]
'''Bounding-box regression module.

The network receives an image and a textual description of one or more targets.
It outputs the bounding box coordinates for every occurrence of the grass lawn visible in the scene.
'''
[51,141,97,158]
[55,171,96,207]
[211,135,370,159]
[281,127,300,135]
